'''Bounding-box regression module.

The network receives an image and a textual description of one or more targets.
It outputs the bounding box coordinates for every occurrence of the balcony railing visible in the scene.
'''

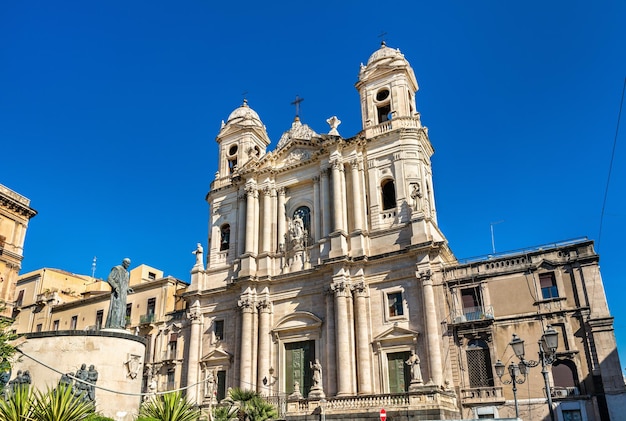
[161,351,178,361]
[450,305,494,324]
[551,386,580,398]
[140,313,157,324]
[460,386,505,405]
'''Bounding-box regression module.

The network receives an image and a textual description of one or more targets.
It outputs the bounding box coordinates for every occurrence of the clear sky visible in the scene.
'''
[2,2,625,367]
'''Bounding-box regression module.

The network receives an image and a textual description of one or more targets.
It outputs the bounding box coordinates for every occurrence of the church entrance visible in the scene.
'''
[285,340,315,397]
[387,351,411,393]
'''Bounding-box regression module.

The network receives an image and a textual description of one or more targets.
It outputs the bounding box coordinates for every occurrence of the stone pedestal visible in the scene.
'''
[13,330,146,421]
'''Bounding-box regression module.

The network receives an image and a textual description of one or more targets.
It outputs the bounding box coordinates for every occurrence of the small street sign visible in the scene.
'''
[380,408,387,421]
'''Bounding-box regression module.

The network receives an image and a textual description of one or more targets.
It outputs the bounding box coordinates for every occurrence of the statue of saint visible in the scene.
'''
[310,359,322,387]
[405,351,423,384]
[193,243,204,267]
[87,365,98,401]
[105,258,133,329]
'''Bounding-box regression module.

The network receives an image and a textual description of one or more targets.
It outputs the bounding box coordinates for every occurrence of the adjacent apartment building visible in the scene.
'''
[180,42,626,420]
[12,264,188,394]
[0,184,37,317]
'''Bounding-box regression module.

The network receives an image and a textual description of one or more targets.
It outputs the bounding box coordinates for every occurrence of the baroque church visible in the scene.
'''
[183,43,625,420]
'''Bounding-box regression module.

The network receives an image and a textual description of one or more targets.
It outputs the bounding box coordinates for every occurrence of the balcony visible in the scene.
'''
[161,351,178,362]
[460,386,505,406]
[140,313,157,325]
[551,386,580,398]
[450,305,494,324]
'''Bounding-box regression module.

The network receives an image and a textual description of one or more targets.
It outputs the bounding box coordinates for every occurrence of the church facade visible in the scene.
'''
[183,44,625,420]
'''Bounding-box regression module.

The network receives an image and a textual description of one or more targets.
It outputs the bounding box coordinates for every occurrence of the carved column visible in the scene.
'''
[186,301,203,403]
[313,176,321,241]
[331,278,353,396]
[331,160,345,233]
[257,299,271,395]
[320,168,331,237]
[238,297,255,389]
[419,269,443,385]
[352,281,372,394]
[244,186,257,254]
[350,159,363,232]
[261,187,272,253]
[277,188,286,251]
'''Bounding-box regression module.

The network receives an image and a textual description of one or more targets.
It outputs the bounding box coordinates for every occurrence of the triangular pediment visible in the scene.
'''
[373,325,419,347]
[200,348,232,364]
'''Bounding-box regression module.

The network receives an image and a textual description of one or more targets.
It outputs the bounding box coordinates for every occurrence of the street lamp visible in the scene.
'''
[494,359,526,419]
[497,326,559,421]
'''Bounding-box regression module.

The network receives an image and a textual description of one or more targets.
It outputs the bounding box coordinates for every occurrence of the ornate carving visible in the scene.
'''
[351,281,368,297]
[125,354,142,379]
[238,298,254,312]
[257,298,271,312]
[285,149,311,164]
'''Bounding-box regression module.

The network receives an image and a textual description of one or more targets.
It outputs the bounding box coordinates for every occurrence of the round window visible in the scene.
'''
[228,145,238,156]
[376,89,390,101]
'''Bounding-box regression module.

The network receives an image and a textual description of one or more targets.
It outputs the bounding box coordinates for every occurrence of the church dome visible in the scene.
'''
[366,41,408,66]
[224,99,264,128]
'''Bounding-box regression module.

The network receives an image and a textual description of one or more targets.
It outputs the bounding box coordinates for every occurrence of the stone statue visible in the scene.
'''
[87,365,98,401]
[105,258,133,329]
[193,243,204,266]
[308,359,325,398]
[410,183,422,211]
[311,359,322,387]
[205,370,215,399]
[59,372,73,391]
[0,370,10,390]
[405,351,423,388]
[74,363,89,399]
[289,215,305,247]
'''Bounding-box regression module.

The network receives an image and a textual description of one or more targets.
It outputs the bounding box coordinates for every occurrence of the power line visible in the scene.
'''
[598,77,626,252]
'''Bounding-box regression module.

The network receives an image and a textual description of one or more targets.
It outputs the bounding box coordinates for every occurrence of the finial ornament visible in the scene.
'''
[327,116,341,135]
[291,95,304,118]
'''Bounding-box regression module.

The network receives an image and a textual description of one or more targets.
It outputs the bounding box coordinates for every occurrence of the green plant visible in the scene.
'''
[31,384,95,421]
[214,388,278,421]
[85,414,116,421]
[0,384,35,421]
[138,391,200,421]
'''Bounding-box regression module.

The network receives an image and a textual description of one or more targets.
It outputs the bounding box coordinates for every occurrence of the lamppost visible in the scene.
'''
[496,326,559,421]
[494,359,526,419]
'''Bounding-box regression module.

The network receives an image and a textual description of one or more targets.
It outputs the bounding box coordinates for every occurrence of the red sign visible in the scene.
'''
[380,408,387,421]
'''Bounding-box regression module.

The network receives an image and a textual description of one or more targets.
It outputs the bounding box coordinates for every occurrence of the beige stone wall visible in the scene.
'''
[12,331,145,421]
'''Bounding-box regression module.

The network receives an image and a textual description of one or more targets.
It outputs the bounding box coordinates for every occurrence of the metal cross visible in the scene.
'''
[378,31,387,44]
[291,95,304,117]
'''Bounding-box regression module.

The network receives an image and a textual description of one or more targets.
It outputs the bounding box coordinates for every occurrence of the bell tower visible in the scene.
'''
[355,42,420,130]
[215,100,271,180]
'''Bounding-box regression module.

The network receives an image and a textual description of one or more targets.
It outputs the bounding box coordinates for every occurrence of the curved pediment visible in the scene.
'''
[272,311,323,336]
[200,348,232,364]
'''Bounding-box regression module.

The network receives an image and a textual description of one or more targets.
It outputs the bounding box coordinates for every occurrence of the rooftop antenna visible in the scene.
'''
[91,256,97,278]
[291,95,304,119]
[490,221,504,254]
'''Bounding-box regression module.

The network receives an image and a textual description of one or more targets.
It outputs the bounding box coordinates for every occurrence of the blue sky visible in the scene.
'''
[2,2,625,366]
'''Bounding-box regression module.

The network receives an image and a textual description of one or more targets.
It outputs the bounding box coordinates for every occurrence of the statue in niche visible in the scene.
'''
[288,214,305,248]
[410,183,422,211]
[105,258,133,329]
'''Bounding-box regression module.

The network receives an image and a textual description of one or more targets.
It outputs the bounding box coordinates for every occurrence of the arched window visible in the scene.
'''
[466,340,494,388]
[381,179,396,210]
[552,360,578,393]
[220,224,230,251]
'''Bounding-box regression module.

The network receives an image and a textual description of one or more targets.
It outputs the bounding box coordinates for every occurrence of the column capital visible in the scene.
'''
[245,185,257,197]
[263,186,273,196]
[331,279,350,297]
[320,167,330,179]
[417,268,432,285]
[277,186,286,196]
[350,159,359,170]
[331,159,343,171]
[312,175,320,183]
[351,280,368,297]
[188,306,202,323]
[238,297,255,313]
[257,298,272,313]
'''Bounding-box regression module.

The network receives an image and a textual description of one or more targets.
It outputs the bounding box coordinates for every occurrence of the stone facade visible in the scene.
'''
[183,42,626,421]
[0,184,37,317]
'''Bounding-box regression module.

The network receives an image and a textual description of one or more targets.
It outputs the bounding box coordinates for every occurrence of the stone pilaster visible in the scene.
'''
[186,301,203,403]
[331,278,353,396]
[419,269,443,385]
[238,297,255,389]
[277,187,286,251]
[352,281,372,394]
[257,298,272,395]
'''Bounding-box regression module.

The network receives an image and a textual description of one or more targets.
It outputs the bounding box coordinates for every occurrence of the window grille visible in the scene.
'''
[467,341,494,388]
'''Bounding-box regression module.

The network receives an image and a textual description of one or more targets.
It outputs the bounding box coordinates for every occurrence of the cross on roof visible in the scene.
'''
[291,95,304,118]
